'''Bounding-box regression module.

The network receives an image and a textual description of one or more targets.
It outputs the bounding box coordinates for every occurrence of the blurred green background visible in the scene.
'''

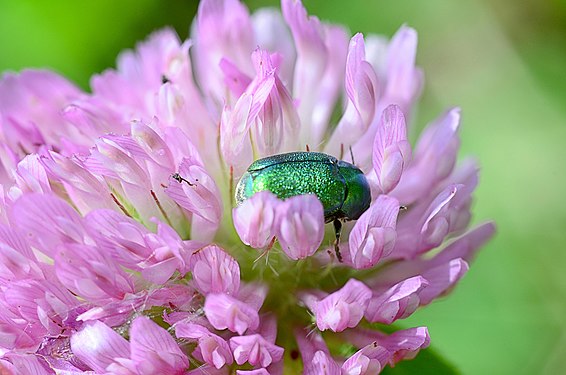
[1,0,565,373]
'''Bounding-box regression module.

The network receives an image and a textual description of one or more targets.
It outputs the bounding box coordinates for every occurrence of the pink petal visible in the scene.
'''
[84,209,152,269]
[418,258,469,305]
[9,193,85,257]
[237,282,268,312]
[229,334,284,368]
[90,136,150,186]
[0,225,42,280]
[193,0,255,106]
[189,244,241,296]
[276,194,324,260]
[129,316,189,373]
[326,33,378,155]
[283,0,342,146]
[379,327,430,364]
[345,326,430,366]
[432,222,496,264]
[220,74,275,167]
[304,351,341,375]
[0,70,82,151]
[55,243,135,302]
[2,353,54,375]
[384,26,423,114]
[220,58,252,97]
[204,293,260,335]
[365,276,428,324]
[372,105,412,194]
[130,121,175,169]
[341,342,384,375]
[175,322,233,369]
[294,329,330,363]
[233,191,279,249]
[252,8,296,84]
[166,158,222,241]
[308,279,372,332]
[40,151,114,213]
[393,108,460,204]
[70,321,129,373]
[237,369,270,375]
[13,154,51,195]
[349,195,400,269]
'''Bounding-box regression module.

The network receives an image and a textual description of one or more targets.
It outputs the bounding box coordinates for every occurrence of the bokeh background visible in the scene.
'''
[1,1,565,374]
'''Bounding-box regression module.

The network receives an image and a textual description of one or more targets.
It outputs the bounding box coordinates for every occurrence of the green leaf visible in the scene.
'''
[381,348,460,375]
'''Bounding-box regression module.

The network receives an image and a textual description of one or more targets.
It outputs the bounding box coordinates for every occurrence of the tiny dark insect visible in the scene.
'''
[235,151,371,262]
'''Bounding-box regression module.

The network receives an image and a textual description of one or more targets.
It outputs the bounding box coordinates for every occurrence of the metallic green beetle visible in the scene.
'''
[235,151,372,261]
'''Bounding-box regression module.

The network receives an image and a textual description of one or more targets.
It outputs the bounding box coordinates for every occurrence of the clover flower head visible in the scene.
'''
[0,0,494,373]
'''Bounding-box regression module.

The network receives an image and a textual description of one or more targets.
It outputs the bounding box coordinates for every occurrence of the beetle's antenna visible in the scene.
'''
[333,219,343,263]
[339,143,344,160]
[349,145,355,165]
[306,144,310,152]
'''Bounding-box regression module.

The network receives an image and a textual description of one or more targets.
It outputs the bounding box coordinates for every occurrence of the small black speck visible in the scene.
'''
[290,349,299,360]
[161,75,171,84]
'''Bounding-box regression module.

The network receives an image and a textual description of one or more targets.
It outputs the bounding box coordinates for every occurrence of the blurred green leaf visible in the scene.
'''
[381,348,460,375]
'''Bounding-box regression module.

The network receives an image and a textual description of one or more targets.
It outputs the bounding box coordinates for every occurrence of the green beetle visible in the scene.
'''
[235,151,372,261]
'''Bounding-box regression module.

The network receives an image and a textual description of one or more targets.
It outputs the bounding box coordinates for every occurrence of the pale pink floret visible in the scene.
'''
[189,244,241,296]
[229,334,284,368]
[325,33,378,156]
[237,369,271,375]
[365,276,428,324]
[55,242,135,302]
[352,25,422,168]
[302,279,372,332]
[176,322,233,369]
[304,351,341,375]
[204,293,260,335]
[348,194,400,269]
[233,191,280,249]
[393,161,478,260]
[0,70,84,157]
[341,342,384,375]
[165,158,223,242]
[392,108,461,204]
[344,327,431,367]
[70,320,130,373]
[276,194,325,260]
[9,193,86,257]
[382,26,423,114]
[73,316,190,374]
[84,209,200,284]
[220,70,275,171]
[194,0,255,107]
[373,104,412,194]
[281,0,349,147]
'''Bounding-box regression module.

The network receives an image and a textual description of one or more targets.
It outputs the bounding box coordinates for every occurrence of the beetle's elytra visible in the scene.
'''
[235,151,372,261]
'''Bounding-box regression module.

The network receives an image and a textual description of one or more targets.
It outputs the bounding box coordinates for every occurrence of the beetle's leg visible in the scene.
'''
[349,145,355,165]
[333,219,343,262]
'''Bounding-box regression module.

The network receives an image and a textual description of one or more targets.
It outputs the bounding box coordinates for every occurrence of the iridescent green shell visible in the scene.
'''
[235,152,371,222]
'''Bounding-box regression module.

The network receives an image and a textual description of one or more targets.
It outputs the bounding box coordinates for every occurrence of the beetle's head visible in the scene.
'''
[235,171,254,206]
[337,161,371,220]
